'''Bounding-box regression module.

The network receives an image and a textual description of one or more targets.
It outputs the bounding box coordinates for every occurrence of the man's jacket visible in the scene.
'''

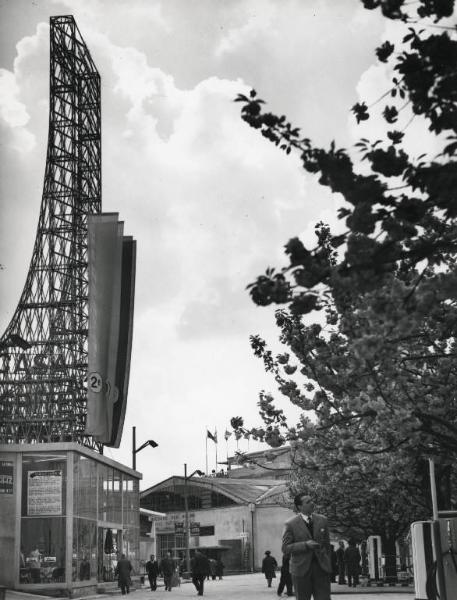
[282,513,332,575]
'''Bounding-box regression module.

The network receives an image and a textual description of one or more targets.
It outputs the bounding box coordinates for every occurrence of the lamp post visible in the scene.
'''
[183,464,204,574]
[132,426,158,470]
[248,502,256,573]
[429,458,447,600]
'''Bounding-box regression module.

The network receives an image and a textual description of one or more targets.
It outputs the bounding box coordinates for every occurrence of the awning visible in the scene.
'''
[194,545,232,551]
[173,544,232,552]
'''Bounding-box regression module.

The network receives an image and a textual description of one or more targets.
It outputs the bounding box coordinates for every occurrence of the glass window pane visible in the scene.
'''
[73,454,97,520]
[99,465,122,523]
[72,519,96,581]
[22,453,67,517]
[21,517,66,583]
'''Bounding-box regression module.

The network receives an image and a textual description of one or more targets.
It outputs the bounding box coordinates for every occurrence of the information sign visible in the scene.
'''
[174,522,184,534]
[0,461,13,494]
[27,470,62,515]
[190,521,200,536]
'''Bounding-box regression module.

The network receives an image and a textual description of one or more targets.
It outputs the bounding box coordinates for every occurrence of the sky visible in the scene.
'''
[0,0,397,488]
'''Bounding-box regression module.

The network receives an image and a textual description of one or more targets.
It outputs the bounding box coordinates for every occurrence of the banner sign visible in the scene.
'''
[86,214,123,442]
[0,461,13,494]
[190,522,200,536]
[107,236,136,447]
[27,470,62,515]
[156,512,196,532]
[174,522,184,534]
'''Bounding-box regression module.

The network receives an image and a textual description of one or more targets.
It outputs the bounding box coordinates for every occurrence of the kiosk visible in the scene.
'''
[0,443,141,596]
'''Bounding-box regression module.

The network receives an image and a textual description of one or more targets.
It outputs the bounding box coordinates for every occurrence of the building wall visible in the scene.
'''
[255,504,294,569]
[155,504,250,547]
[0,452,17,587]
[0,444,141,593]
[227,447,292,479]
[152,502,294,572]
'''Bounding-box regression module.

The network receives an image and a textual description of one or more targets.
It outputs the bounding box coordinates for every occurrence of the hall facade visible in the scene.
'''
[140,471,294,572]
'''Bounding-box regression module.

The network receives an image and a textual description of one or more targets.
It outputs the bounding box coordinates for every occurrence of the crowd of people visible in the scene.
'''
[262,538,363,597]
[261,492,364,599]
[119,492,363,599]
[143,549,224,596]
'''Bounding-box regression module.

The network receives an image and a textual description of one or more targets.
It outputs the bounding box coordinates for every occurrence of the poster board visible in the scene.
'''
[27,470,62,516]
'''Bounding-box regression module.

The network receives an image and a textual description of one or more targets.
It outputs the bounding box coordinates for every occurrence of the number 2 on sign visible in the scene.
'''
[89,372,102,393]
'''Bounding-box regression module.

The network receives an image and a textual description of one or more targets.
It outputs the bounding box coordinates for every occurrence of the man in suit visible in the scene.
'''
[115,554,132,595]
[191,550,210,596]
[282,493,332,600]
[159,551,175,592]
[145,554,159,591]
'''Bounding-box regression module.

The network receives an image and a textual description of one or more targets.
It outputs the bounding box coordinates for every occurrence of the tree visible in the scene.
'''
[290,451,432,574]
[232,0,457,570]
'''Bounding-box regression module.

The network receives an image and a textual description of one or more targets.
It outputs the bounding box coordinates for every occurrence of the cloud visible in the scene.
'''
[0,0,392,485]
[0,69,30,127]
[215,2,278,58]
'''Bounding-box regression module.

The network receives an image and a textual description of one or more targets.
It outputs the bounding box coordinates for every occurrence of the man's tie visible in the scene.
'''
[306,516,313,537]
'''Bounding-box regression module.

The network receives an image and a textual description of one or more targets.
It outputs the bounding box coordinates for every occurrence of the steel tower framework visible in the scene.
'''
[0,16,101,446]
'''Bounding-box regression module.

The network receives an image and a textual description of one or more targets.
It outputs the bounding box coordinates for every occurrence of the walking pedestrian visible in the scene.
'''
[336,541,346,585]
[330,545,337,583]
[282,492,332,600]
[209,557,217,580]
[277,554,293,597]
[191,549,210,596]
[215,557,224,580]
[344,539,361,588]
[262,550,278,588]
[79,556,91,580]
[145,554,159,591]
[160,550,175,592]
[115,554,132,595]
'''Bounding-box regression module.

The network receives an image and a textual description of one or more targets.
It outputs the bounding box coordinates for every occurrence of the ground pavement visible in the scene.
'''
[135,573,414,600]
[5,574,415,600]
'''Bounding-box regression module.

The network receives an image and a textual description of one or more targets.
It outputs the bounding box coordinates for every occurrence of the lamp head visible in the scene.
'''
[147,440,158,448]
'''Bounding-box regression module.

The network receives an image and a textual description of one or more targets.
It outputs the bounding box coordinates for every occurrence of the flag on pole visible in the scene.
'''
[224,430,232,441]
[207,429,217,443]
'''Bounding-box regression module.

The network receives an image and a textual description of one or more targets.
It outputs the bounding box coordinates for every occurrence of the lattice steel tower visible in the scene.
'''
[0,16,101,446]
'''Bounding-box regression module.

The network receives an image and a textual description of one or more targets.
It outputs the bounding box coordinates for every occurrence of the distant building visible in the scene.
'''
[140,471,294,572]
[225,445,293,480]
[139,507,166,567]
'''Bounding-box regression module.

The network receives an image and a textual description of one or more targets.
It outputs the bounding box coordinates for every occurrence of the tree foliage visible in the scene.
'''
[289,452,432,542]
[232,0,457,518]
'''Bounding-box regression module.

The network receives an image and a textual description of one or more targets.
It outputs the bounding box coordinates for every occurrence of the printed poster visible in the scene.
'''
[0,461,13,494]
[27,469,62,515]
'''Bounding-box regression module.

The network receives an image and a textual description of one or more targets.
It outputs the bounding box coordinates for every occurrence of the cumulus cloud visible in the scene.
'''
[215,2,278,58]
[0,69,30,127]
[1,1,389,484]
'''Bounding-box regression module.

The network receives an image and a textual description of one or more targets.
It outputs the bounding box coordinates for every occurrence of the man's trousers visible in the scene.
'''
[192,574,205,595]
[292,560,331,600]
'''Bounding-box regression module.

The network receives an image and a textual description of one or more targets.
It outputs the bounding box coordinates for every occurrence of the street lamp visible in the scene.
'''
[248,502,256,573]
[132,426,158,470]
[184,464,204,574]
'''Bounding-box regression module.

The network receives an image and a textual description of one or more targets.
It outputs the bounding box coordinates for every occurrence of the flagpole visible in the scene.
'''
[215,428,218,473]
[205,427,208,475]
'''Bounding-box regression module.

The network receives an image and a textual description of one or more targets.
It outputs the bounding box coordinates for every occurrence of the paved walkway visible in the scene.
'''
[5,574,415,600]
[137,574,413,599]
